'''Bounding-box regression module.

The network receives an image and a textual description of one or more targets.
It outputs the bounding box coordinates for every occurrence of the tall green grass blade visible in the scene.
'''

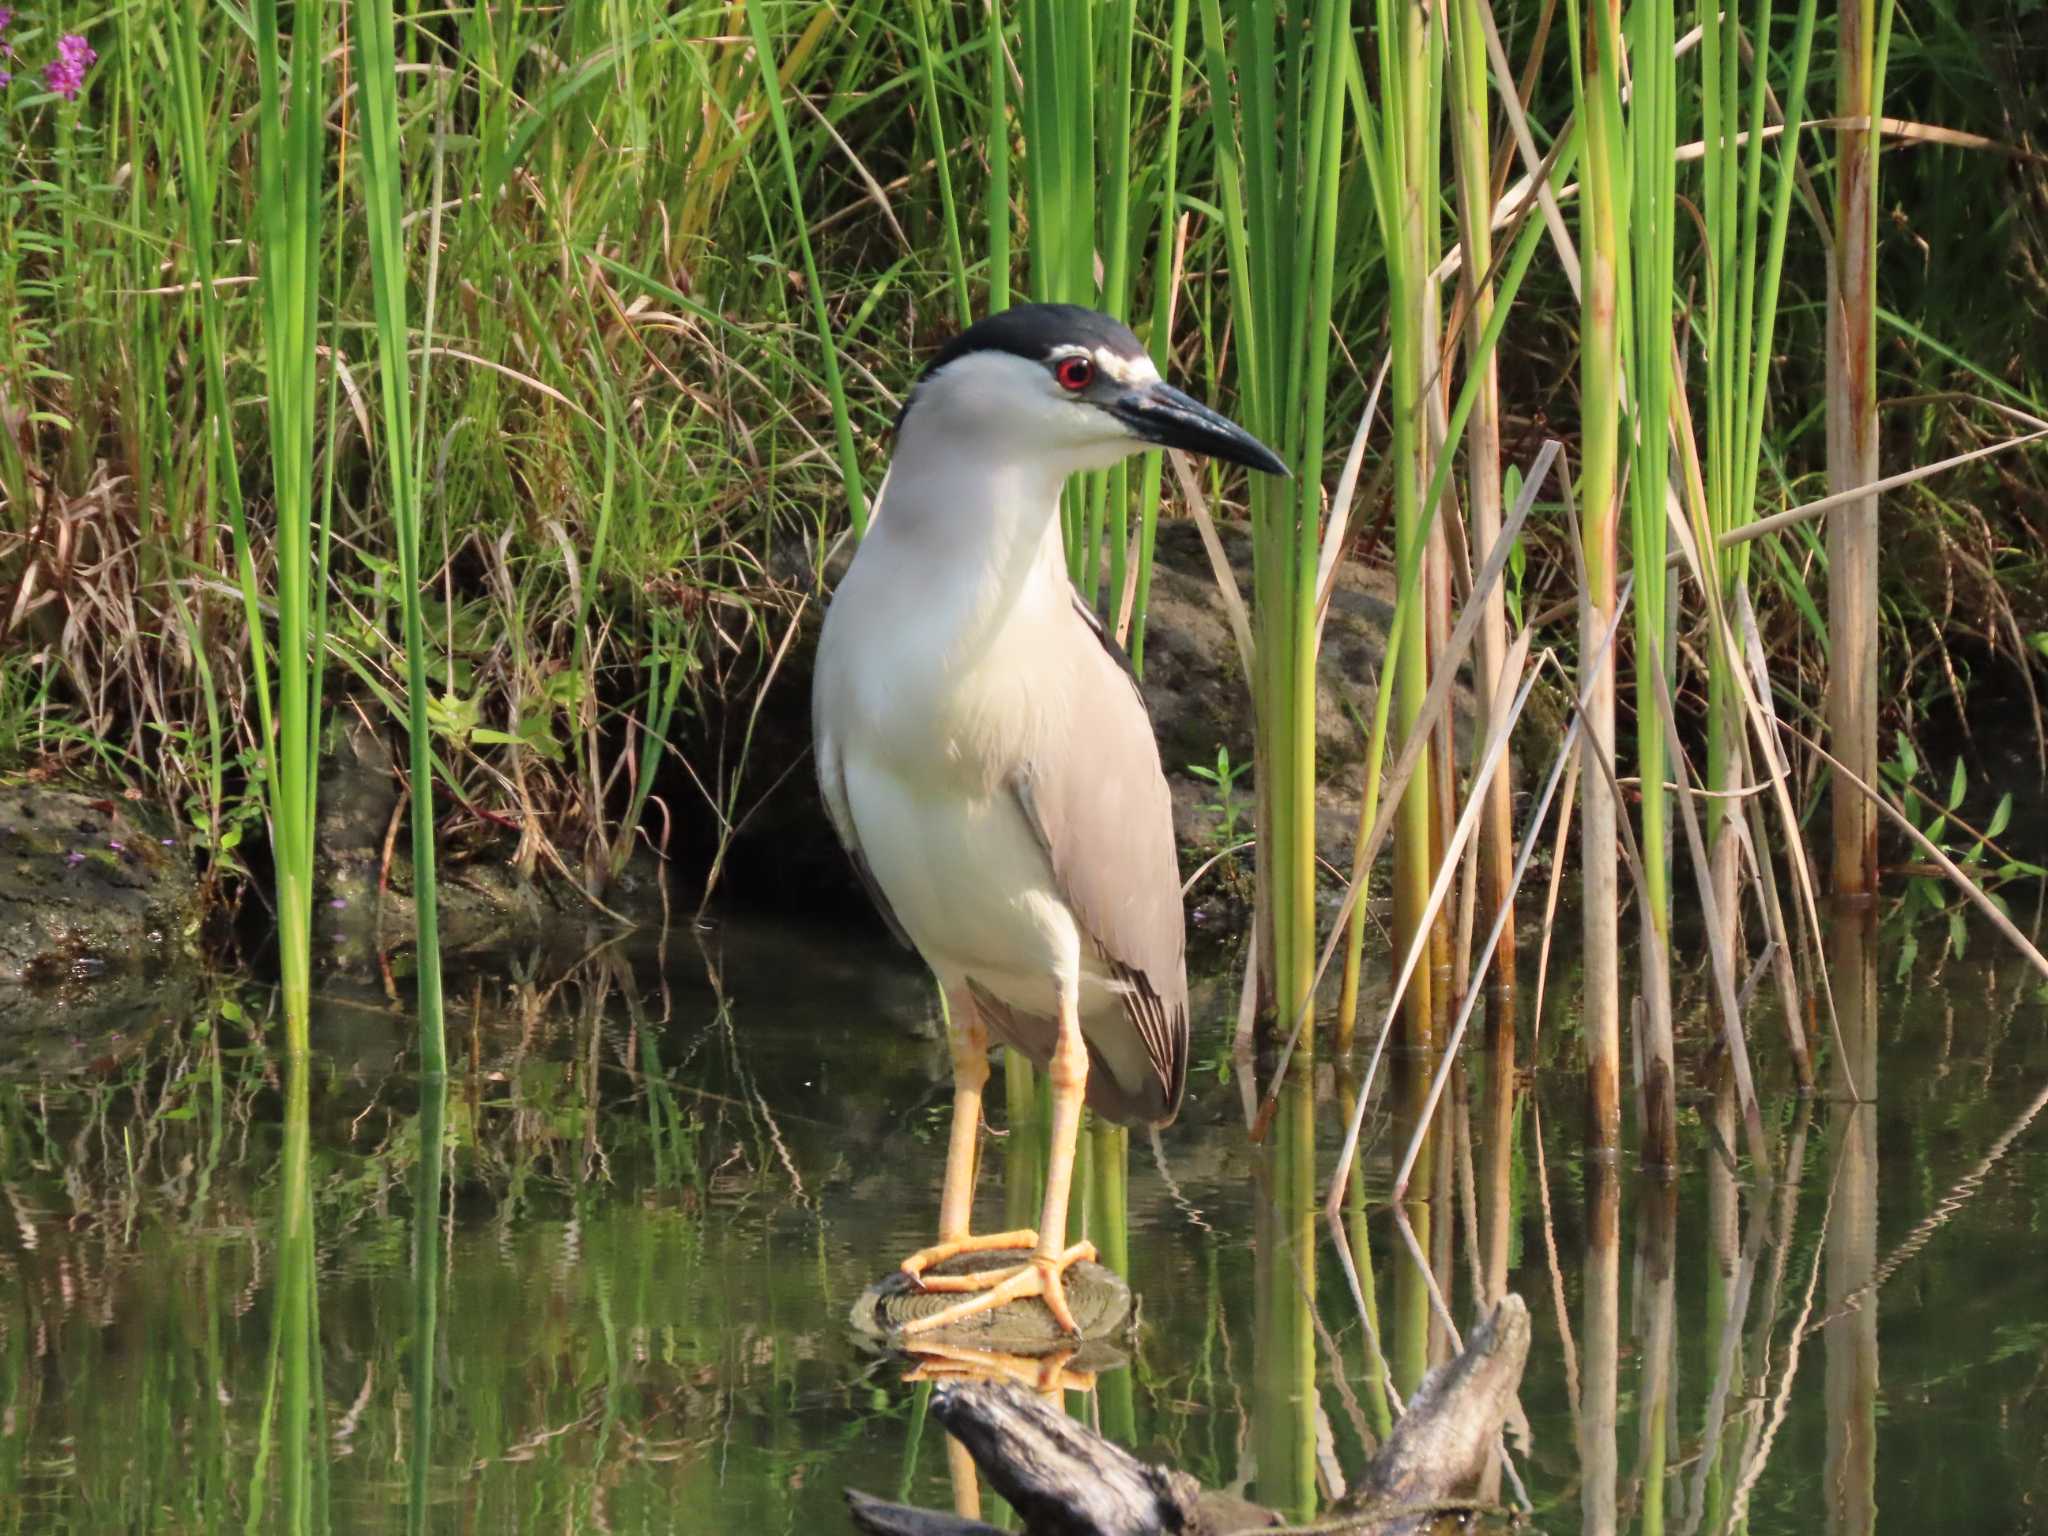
[911,0,971,328]
[747,4,868,537]
[986,2,1012,312]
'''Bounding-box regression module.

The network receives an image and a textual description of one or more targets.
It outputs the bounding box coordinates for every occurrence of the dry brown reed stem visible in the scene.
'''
[1827,0,1885,902]
[1731,590,1817,1091]
[1327,577,1624,1236]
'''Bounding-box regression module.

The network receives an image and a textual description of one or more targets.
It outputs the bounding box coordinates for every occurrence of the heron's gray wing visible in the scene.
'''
[814,712,914,950]
[1008,595,1189,1126]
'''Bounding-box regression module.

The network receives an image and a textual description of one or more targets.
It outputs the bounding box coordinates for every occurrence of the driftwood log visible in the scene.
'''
[848,1294,1529,1536]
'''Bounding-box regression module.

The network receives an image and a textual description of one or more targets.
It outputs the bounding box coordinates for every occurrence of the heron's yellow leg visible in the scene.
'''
[900,992,1040,1279]
[898,986,1094,1337]
[946,1435,981,1520]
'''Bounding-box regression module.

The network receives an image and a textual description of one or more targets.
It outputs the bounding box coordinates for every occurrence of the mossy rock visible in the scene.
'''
[851,1249,1132,1356]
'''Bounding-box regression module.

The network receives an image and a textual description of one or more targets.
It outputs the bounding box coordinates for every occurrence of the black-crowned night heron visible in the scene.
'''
[814,304,1287,1335]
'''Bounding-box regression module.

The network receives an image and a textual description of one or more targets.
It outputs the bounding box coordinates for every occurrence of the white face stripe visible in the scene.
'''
[1045,342,1161,386]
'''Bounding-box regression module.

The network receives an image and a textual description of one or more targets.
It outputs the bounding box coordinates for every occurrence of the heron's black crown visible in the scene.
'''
[917,303,1146,383]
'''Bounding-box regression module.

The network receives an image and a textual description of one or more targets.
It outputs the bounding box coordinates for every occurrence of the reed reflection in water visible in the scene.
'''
[0,912,2042,1529]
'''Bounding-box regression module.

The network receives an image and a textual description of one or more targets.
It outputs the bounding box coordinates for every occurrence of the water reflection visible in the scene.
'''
[409,1071,448,1536]
[273,1047,325,1534]
[0,911,2044,1529]
[1252,1073,1317,1520]
[1825,913,1879,1536]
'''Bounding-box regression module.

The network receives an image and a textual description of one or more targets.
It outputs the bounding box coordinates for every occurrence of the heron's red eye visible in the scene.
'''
[1054,356,1096,392]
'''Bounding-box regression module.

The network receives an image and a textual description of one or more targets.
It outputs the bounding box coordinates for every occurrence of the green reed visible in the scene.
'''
[1627,0,1679,1166]
[165,0,329,1053]
[1566,0,1627,1152]
[351,0,448,1072]
[1016,0,1112,599]
[1365,0,1445,1063]
[1695,0,1820,1086]
[1448,0,1517,1022]
[1194,0,1349,1042]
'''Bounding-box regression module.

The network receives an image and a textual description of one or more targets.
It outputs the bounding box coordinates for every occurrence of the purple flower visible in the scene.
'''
[108,839,124,853]
[64,850,84,866]
[44,32,93,100]
[329,897,348,909]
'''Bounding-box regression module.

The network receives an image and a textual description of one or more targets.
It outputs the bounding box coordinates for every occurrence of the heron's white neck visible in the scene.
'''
[861,414,1077,668]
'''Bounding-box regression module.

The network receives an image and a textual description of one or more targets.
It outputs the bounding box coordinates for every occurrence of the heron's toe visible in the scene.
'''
[899,1228,1039,1282]
[1033,1242,1096,1336]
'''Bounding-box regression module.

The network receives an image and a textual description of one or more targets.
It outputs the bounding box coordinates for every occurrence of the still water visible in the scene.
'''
[0,908,2044,1532]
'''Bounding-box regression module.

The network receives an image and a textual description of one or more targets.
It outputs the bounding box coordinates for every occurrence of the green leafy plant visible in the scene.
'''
[1187,745,1250,856]
[1882,732,2047,972]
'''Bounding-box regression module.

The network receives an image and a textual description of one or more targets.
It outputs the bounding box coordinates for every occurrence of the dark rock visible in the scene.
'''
[311,714,668,968]
[0,781,201,1025]
[851,1248,1132,1355]
[1137,519,1479,876]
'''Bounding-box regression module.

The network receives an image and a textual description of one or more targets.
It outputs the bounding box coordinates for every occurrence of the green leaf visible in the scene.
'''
[542,670,587,709]
[1987,793,2013,841]
[1946,758,1968,811]
[426,691,482,743]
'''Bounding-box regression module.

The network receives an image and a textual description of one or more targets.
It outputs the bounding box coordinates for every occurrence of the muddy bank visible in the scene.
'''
[1,518,1542,1013]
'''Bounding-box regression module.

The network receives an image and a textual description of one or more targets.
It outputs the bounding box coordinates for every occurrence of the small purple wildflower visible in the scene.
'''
[64,850,84,866]
[43,32,93,100]
[161,837,175,846]
[330,897,348,909]
[108,839,124,852]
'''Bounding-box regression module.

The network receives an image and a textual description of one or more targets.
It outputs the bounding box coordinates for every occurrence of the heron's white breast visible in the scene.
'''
[819,518,1112,1013]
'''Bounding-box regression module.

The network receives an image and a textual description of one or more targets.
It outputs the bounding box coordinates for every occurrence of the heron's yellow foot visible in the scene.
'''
[897,1241,1097,1338]
[899,1228,1039,1283]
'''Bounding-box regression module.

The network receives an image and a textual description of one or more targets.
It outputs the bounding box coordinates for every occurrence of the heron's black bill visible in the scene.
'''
[1109,383,1290,477]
